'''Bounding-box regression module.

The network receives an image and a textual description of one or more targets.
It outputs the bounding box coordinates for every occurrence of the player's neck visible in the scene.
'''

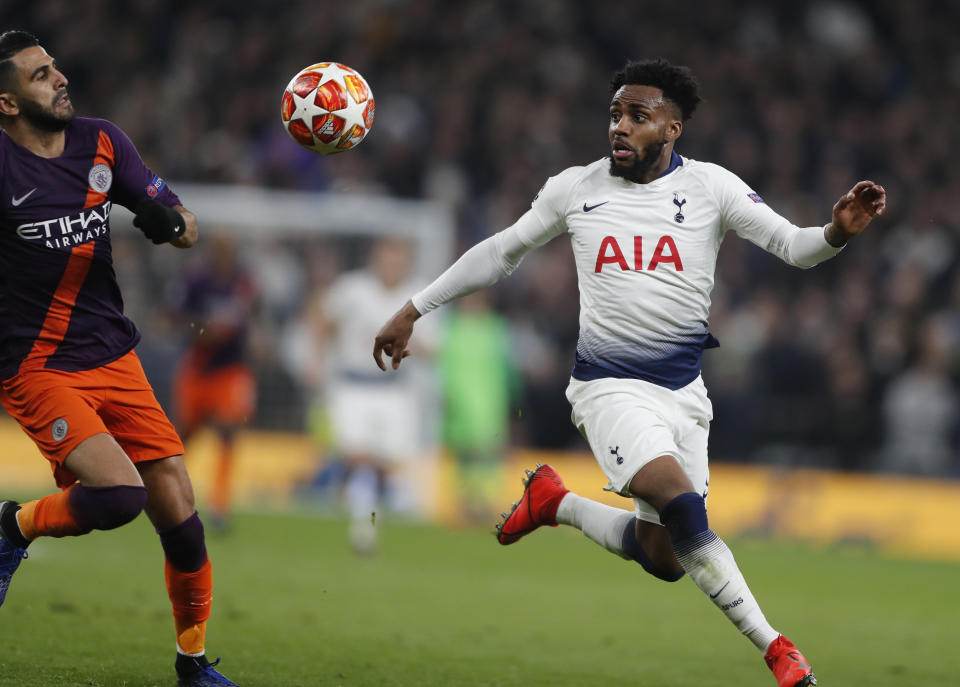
[638,146,676,184]
[612,144,678,185]
[3,120,66,158]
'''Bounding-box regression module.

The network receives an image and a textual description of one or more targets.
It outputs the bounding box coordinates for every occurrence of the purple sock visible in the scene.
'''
[158,511,207,572]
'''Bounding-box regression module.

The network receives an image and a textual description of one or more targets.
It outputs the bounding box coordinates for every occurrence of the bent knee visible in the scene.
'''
[651,566,685,582]
[70,484,148,532]
[637,552,686,582]
[632,519,685,582]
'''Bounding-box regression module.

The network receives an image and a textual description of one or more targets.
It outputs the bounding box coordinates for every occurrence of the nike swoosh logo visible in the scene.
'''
[709,581,729,599]
[583,201,609,212]
[12,188,36,206]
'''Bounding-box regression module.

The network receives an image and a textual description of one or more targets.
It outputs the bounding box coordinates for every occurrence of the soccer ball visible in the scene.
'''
[280,62,375,154]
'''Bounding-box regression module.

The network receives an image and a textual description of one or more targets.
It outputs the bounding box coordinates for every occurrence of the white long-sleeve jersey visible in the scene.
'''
[412,153,842,390]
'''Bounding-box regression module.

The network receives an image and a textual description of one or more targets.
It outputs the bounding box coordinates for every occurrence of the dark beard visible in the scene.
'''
[608,139,667,183]
[19,91,75,132]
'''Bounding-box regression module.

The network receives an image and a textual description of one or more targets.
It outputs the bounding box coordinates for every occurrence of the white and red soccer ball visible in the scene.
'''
[280,62,375,154]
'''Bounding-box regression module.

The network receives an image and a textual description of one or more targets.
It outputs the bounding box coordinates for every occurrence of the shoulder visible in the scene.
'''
[673,157,728,181]
[540,163,588,191]
[62,117,124,157]
[75,117,137,152]
[558,159,610,187]
[673,158,757,206]
[76,116,122,134]
[68,116,120,140]
[680,158,749,188]
[535,160,604,209]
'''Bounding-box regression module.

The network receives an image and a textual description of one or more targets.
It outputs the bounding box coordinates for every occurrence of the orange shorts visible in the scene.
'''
[0,349,184,488]
[173,361,255,432]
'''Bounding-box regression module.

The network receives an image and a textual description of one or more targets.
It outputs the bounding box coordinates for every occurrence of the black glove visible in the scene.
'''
[133,198,186,245]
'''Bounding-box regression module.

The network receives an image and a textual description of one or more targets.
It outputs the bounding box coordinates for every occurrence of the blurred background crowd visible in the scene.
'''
[2,0,958,480]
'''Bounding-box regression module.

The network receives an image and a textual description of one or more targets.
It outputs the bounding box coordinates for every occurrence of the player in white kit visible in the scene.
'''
[323,237,434,553]
[373,58,885,687]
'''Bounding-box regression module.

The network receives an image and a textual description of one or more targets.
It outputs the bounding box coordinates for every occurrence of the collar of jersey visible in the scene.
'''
[657,150,684,179]
[609,150,684,188]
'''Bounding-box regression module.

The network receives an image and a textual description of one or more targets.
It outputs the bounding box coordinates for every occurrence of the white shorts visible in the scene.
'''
[565,375,713,524]
[327,382,419,462]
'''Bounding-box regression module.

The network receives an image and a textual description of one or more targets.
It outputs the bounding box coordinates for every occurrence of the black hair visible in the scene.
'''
[0,30,40,92]
[609,58,702,121]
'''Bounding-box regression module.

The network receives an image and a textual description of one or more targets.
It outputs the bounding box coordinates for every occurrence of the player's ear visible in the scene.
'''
[666,118,682,142]
[0,91,18,117]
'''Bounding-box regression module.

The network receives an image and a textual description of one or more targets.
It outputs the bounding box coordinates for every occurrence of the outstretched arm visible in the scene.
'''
[373,168,576,371]
[373,300,420,371]
[729,177,888,268]
[372,207,562,370]
[824,180,886,247]
[372,228,531,371]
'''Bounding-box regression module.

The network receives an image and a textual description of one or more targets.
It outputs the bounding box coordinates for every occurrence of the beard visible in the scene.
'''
[608,138,667,183]
[19,90,75,132]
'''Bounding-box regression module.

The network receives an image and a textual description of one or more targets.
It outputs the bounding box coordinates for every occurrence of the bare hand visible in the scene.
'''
[825,180,887,246]
[373,300,421,371]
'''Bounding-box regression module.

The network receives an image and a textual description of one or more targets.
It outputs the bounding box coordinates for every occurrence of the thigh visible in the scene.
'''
[99,351,185,463]
[674,414,710,501]
[668,377,712,502]
[173,360,203,432]
[328,384,379,456]
[566,377,680,499]
[628,455,697,513]
[566,376,710,524]
[62,432,144,487]
[0,367,113,487]
[370,387,419,461]
[206,365,256,425]
[137,455,196,530]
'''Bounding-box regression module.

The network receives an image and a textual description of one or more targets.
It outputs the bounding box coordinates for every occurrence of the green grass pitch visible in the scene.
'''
[0,508,953,686]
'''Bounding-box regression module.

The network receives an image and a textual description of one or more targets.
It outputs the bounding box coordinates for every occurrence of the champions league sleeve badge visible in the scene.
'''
[145,175,166,198]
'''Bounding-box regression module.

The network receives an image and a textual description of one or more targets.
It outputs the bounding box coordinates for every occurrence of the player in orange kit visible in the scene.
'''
[0,30,238,686]
[171,234,258,532]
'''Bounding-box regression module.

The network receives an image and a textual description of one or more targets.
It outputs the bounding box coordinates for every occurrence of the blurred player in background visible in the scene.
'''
[375,58,886,687]
[0,32,238,686]
[170,233,258,532]
[322,236,435,554]
[438,290,516,524]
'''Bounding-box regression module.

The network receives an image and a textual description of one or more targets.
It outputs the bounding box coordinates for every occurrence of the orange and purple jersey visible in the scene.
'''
[0,117,181,381]
[172,267,257,372]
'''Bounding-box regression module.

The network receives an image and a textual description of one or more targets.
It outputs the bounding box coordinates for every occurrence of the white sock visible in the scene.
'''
[555,492,635,560]
[674,531,779,651]
[345,465,378,523]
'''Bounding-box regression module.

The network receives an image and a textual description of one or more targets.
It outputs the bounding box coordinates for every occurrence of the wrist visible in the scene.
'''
[824,222,850,248]
[168,208,187,239]
[134,198,186,244]
[402,300,422,321]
